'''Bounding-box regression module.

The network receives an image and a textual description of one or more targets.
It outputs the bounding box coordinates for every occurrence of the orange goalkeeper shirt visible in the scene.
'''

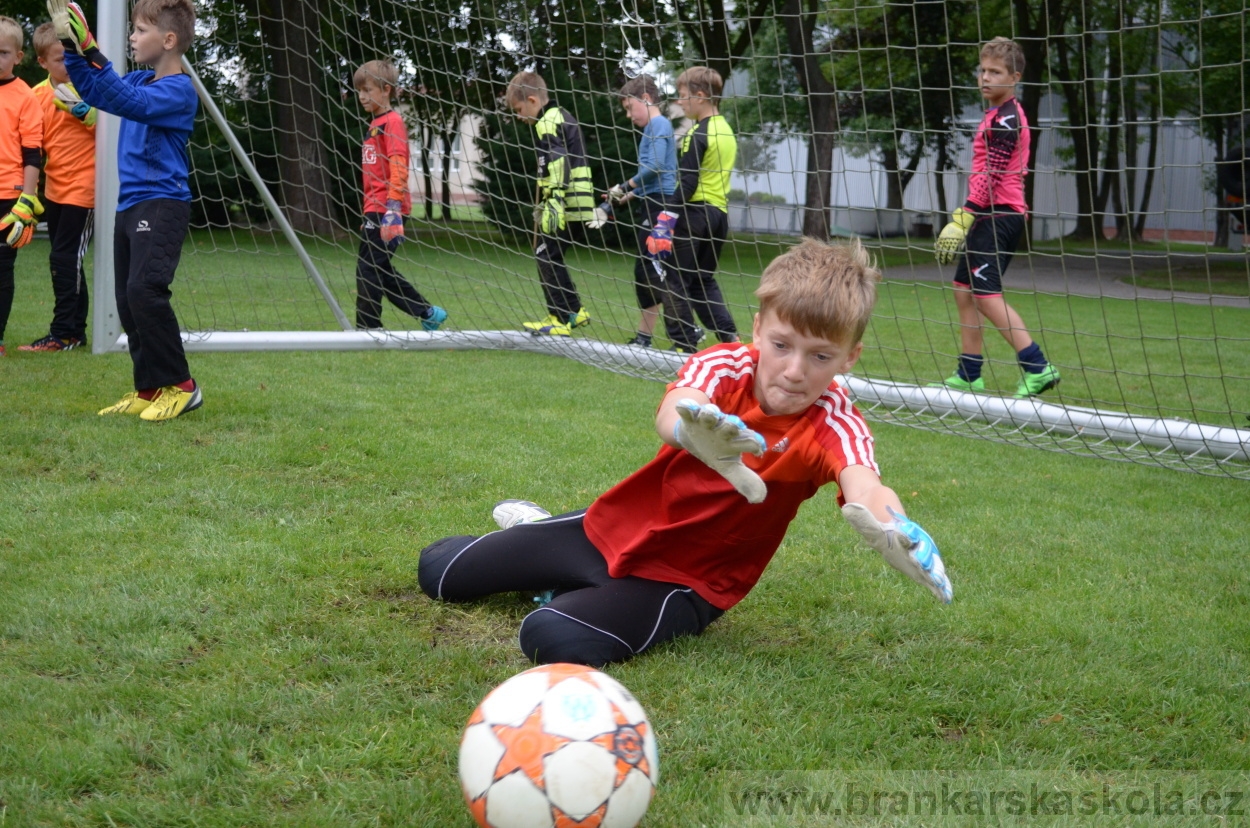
[33,79,95,208]
[0,76,43,198]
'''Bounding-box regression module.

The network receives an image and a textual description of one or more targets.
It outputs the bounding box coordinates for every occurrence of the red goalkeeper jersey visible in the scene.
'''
[361,109,411,215]
[583,343,878,610]
[965,97,1029,214]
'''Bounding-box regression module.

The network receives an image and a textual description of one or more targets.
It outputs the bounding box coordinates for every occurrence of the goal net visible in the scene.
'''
[89,0,1249,477]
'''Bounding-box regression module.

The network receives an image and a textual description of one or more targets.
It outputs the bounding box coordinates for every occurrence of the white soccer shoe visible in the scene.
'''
[492,499,552,530]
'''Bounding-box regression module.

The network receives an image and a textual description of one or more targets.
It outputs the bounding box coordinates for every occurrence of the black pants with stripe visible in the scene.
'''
[418,510,723,667]
[114,199,192,390]
[44,199,92,341]
[535,222,585,320]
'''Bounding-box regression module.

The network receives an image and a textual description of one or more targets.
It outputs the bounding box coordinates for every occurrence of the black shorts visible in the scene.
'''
[952,209,1024,296]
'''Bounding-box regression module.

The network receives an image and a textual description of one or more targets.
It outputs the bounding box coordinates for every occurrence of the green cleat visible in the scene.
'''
[1014,364,1061,398]
[928,374,985,393]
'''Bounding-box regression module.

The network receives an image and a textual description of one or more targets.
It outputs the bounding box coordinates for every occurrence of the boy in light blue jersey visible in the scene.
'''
[608,74,701,353]
[51,0,202,421]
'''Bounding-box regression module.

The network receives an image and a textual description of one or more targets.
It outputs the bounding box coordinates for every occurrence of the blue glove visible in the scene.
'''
[380,199,404,246]
[646,211,679,258]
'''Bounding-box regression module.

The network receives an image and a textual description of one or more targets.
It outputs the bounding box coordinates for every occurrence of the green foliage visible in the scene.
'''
[728,189,788,205]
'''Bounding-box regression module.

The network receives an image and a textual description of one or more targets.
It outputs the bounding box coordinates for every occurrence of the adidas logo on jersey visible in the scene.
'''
[770,437,790,453]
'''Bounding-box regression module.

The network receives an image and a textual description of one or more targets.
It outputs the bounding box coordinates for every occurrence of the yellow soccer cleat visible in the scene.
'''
[98,391,152,416]
[139,384,203,421]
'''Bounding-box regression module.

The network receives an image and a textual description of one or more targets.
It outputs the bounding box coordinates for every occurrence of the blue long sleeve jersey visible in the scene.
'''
[631,115,677,198]
[64,53,197,212]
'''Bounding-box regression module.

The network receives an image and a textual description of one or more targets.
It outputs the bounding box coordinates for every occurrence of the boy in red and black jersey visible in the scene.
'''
[353,60,446,332]
[419,239,952,668]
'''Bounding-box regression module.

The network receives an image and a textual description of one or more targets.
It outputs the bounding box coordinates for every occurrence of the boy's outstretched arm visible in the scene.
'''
[839,465,953,603]
[656,388,768,503]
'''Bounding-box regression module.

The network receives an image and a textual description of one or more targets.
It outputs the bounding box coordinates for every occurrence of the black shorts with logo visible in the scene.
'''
[952,208,1025,296]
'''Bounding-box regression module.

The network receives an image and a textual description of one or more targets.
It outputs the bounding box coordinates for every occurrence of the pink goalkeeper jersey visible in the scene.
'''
[965,97,1029,214]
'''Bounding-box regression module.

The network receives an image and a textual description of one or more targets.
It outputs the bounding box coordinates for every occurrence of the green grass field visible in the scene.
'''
[1,332,1249,825]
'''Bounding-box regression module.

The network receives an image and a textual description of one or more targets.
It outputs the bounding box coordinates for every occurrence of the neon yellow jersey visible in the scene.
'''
[677,114,736,211]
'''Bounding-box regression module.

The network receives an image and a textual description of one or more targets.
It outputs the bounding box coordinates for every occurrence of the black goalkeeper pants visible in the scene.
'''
[418,510,723,667]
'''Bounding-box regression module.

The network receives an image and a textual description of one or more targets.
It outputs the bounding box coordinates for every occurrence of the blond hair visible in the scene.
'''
[981,36,1025,75]
[676,66,723,103]
[33,22,60,59]
[131,0,195,55]
[505,71,548,105]
[755,237,880,344]
[354,59,398,92]
[0,16,25,54]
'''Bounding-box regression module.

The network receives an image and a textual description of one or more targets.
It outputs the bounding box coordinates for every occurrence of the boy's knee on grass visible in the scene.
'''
[519,608,630,667]
[417,535,477,600]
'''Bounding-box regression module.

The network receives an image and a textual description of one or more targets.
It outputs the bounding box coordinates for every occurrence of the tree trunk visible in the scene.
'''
[259,0,337,236]
[418,121,435,221]
[935,140,949,215]
[779,0,837,240]
[1051,29,1101,239]
[1133,108,1160,240]
[440,127,455,222]
[1013,0,1058,215]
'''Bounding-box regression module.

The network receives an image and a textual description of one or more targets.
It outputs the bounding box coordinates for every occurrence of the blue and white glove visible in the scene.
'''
[841,503,952,603]
[673,399,768,503]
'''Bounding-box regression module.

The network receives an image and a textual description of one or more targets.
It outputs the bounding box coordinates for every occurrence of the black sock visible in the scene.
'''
[957,353,984,382]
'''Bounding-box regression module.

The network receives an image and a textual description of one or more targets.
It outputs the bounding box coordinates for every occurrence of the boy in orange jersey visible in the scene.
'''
[352,59,446,331]
[419,238,951,668]
[0,16,46,357]
[20,22,95,352]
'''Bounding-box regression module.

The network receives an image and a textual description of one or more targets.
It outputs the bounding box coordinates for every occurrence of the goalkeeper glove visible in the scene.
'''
[1,194,44,249]
[587,206,611,230]
[645,210,679,258]
[47,0,102,65]
[934,207,976,265]
[380,200,405,245]
[607,183,629,205]
[841,502,952,603]
[537,198,565,234]
[673,399,768,503]
[53,83,97,127]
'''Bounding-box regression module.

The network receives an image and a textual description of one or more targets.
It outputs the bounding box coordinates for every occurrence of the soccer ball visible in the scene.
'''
[458,663,659,828]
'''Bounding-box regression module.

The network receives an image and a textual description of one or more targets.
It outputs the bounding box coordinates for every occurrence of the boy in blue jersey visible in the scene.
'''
[608,74,701,353]
[50,0,202,421]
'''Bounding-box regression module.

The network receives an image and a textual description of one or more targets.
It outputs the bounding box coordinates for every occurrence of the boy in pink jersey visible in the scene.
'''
[353,60,446,332]
[933,37,1060,399]
[418,238,951,668]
